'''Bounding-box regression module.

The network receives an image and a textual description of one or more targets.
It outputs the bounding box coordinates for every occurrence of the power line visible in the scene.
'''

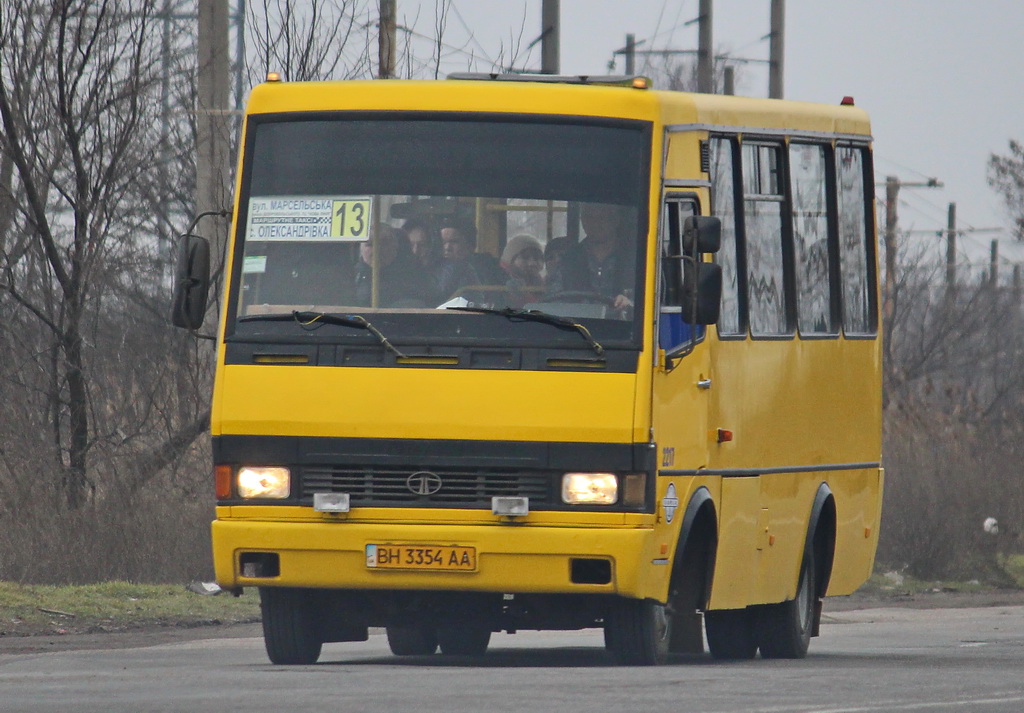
[448,1,496,65]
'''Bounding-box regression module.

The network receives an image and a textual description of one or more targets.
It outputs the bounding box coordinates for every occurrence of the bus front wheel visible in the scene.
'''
[437,625,491,656]
[604,598,671,665]
[386,625,439,656]
[259,587,323,665]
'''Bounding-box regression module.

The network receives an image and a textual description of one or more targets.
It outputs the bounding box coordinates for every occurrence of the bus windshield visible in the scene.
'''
[229,115,650,349]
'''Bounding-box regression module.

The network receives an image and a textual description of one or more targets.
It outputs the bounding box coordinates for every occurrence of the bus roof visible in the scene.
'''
[245,76,871,139]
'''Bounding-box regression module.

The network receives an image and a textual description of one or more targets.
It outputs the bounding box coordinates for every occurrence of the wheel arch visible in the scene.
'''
[672,485,718,606]
[806,482,837,600]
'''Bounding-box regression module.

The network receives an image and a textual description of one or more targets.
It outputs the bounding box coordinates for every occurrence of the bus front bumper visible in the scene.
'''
[212,514,664,600]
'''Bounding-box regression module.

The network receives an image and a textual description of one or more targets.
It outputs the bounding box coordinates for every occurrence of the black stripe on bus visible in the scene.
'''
[659,461,881,477]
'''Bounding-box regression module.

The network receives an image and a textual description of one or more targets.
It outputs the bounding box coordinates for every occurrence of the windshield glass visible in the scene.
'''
[229,115,650,349]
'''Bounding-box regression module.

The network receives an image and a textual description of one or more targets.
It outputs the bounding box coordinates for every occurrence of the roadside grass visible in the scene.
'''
[5,556,1024,639]
[999,553,1024,584]
[865,553,1024,598]
[0,582,260,637]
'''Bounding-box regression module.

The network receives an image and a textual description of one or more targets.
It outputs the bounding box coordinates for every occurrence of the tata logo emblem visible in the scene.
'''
[406,471,443,496]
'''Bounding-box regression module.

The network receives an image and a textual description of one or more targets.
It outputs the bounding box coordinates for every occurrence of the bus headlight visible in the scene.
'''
[237,466,290,499]
[562,472,618,505]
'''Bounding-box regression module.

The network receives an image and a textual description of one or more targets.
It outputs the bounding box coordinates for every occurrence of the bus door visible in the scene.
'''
[652,195,712,535]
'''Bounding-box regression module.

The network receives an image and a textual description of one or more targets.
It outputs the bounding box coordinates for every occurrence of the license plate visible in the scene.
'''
[366,544,477,572]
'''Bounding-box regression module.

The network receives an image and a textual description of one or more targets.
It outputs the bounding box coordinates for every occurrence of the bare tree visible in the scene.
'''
[0,0,167,508]
[246,0,371,82]
[988,139,1024,240]
[878,232,1024,581]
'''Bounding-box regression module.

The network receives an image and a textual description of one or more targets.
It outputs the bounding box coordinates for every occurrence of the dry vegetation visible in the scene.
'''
[1,1,1023,590]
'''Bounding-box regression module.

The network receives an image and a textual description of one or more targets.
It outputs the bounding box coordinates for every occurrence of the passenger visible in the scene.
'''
[402,218,442,303]
[437,218,503,301]
[500,234,545,308]
[403,218,439,270]
[543,236,572,281]
[548,203,635,310]
[354,225,433,307]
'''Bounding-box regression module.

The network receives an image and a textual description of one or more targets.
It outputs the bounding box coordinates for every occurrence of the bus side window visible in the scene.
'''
[790,143,835,335]
[710,137,743,335]
[836,145,875,334]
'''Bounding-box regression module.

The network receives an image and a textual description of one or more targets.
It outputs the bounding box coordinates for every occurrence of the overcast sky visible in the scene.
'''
[384,0,1024,273]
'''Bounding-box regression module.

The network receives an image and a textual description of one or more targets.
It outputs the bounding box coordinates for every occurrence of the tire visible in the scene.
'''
[259,587,323,665]
[386,625,439,656]
[437,625,491,656]
[758,552,816,659]
[704,608,758,660]
[604,598,671,665]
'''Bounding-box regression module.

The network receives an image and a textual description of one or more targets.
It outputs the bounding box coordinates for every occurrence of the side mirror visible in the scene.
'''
[682,216,721,254]
[171,234,211,330]
[683,261,722,326]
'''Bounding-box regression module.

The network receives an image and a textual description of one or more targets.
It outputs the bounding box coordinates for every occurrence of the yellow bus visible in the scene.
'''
[173,73,882,665]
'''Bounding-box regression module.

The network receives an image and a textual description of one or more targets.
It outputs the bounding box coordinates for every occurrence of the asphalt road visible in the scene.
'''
[2,604,1024,713]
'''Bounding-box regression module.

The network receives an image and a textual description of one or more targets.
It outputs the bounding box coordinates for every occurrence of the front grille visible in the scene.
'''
[301,466,551,508]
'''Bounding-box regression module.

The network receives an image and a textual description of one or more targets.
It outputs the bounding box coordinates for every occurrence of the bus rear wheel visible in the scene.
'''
[704,608,758,660]
[386,625,439,656]
[259,587,323,665]
[604,598,671,665]
[757,553,816,659]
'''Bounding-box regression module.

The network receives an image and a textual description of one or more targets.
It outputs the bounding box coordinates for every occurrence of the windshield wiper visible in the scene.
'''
[238,310,407,358]
[447,306,605,358]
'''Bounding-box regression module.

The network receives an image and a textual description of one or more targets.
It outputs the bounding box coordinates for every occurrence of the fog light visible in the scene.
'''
[562,473,618,505]
[314,492,350,513]
[237,466,290,499]
[492,496,529,516]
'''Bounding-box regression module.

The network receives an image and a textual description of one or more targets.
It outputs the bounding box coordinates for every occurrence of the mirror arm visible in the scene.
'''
[185,208,231,236]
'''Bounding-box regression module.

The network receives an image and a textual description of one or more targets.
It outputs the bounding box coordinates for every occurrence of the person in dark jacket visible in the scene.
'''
[548,203,635,309]
[354,225,434,307]
[437,218,503,301]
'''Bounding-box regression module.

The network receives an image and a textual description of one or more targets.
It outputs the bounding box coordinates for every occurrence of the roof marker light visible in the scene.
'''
[266,72,282,83]
[840,96,855,106]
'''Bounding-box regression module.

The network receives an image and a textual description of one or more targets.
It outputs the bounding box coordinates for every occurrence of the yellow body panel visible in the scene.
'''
[214,365,641,443]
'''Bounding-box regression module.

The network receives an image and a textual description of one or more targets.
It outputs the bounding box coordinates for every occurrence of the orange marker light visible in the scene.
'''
[215,465,233,500]
[717,428,734,443]
[266,72,282,83]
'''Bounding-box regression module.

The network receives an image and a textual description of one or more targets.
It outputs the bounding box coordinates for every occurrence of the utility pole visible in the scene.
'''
[884,176,899,326]
[724,66,735,95]
[159,0,173,277]
[541,0,560,74]
[882,175,943,324]
[197,0,232,270]
[378,0,396,79]
[990,240,1000,287]
[623,33,636,75]
[234,0,246,112]
[697,0,713,92]
[768,0,785,98]
[945,202,957,291]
